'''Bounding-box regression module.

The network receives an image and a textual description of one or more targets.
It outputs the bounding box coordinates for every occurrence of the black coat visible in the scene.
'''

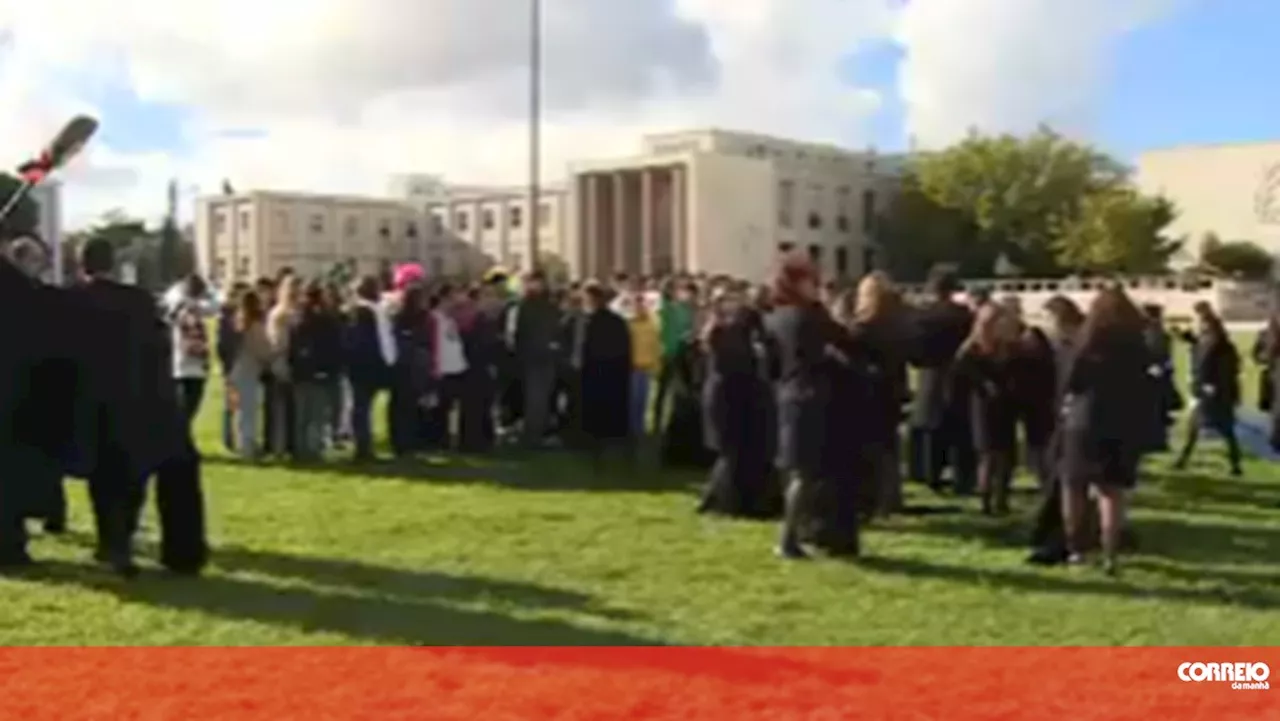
[702,318,771,456]
[1189,331,1241,427]
[847,317,909,447]
[1013,326,1058,447]
[343,304,391,388]
[1061,333,1156,453]
[577,308,631,441]
[766,301,846,476]
[290,309,345,383]
[907,300,974,429]
[68,277,184,479]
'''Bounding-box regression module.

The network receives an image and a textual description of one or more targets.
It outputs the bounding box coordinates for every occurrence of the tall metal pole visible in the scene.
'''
[527,0,542,272]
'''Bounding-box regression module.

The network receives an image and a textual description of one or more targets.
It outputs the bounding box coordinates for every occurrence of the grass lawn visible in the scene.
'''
[1,338,1278,646]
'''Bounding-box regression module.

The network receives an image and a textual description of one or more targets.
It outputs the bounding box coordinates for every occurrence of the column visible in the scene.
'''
[612,172,626,275]
[584,175,601,279]
[669,165,686,272]
[640,169,654,276]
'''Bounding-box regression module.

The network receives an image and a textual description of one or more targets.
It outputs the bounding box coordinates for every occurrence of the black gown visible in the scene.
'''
[661,339,715,469]
[699,319,777,518]
[577,308,632,445]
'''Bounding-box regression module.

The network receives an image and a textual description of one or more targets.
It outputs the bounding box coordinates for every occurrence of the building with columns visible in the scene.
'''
[567,129,904,281]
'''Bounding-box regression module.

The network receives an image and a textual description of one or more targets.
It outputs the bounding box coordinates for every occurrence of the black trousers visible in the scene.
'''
[176,378,207,428]
[923,420,977,494]
[152,437,208,574]
[87,447,144,562]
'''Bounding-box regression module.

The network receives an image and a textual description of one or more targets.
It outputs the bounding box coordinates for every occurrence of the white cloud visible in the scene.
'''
[895,0,1186,147]
[0,0,1186,230]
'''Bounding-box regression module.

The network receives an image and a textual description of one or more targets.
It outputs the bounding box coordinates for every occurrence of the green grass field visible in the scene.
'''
[1,337,1277,646]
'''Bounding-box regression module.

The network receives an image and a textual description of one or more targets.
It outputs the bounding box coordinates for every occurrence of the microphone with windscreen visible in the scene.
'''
[2,115,100,227]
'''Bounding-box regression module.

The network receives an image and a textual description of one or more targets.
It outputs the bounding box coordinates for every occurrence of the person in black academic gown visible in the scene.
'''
[68,238,204,576]
[1059,285,1154,575]
[907,266,976,495]
[573,282,632,466]
[660,335,715,470]
[699,286,777,518]
[1173,301,1243,476]
[952,304,1021,516]
[0,234,80,567]
[767,254,857,559]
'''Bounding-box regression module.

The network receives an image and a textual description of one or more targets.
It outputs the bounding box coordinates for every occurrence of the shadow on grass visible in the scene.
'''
[204,449,703,493]
[857,554,1280,610]
[1144,470,1280,509]
[24,552,661,645]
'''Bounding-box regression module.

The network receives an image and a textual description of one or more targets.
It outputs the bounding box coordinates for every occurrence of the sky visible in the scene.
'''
[0,0,1276,231]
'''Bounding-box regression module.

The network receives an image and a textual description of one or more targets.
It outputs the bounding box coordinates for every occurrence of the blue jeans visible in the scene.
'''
[229,375,262,460]
[630,371,651,437]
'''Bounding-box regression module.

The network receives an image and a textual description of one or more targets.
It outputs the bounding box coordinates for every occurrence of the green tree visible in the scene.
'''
[1200,236,1274,279]
[0,173,41,240]
[1051,187,1181,274]
[913,126,1130,275]
[876,173,987,281]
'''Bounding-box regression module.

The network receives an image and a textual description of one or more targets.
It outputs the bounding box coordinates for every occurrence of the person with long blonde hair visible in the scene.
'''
[846,271,909,517]
[952,303,1022,515]
[265,274,301,456]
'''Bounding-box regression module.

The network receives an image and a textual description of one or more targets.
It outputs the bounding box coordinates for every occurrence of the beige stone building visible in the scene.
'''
[1136,141,1280,267]
[418,184,571,274]
[567,129,903,280]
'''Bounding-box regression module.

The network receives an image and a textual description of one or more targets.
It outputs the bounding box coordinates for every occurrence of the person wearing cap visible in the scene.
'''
[907,264,977,496]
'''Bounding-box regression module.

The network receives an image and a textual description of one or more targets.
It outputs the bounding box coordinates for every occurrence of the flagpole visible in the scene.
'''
[527,0,542,273]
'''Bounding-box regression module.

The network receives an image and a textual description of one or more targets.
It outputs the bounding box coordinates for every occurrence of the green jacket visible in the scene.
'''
[659,301,694,360]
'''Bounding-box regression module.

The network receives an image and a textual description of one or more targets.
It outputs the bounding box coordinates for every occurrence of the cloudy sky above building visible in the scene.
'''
[0,0,1275,229]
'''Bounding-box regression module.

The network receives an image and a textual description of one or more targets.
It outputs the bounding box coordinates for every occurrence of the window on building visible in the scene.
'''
[862,190,876,233]
[835,247,849,276]
[836,186,852,232]
[378,220,391,238]
[237,257,250,276]
[213,212,227,234]
[309,214,324,234]
[808,245,822,264]
[777,242,795,254]
[406,220,419,238]
[509,206,523,229]
[344,217,358,237]
[239,210,251,231]
[808,212,822,230]
[482,208,496,230]
[862,246,877,273]
[455,210,470,232]
[538,202,552,227]
[777,181,795,228]
[431,212,445,234]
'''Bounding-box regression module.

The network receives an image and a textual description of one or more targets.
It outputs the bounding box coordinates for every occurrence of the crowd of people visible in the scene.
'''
[2,224,1272,579]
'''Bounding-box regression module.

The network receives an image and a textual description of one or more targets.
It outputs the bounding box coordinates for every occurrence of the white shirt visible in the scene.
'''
[358,298,398,366]
[434,310,468,376]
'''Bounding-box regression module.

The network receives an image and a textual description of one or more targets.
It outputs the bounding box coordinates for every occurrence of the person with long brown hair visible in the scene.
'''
[227,290,276,461]
[698,285,777,518]
[1172,301,1243,476]
[1027,295,1086,565]
[1059,284,1154,575]
[289,279,345,461]
[767,253,858,558]
[952,303,1022,515]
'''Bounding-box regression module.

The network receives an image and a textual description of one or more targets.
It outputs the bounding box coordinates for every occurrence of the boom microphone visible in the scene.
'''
[2,115,100,226]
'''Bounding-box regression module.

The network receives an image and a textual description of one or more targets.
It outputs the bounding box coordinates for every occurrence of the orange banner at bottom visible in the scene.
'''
[0,648,1273,720]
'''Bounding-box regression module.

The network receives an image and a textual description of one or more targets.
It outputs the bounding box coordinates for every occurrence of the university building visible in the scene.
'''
[567,129,904,280]
[1136,140,1280,267]
[195,128,904,284]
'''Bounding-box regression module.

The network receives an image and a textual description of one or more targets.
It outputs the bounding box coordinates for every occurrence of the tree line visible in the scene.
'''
[876,126,1273,281]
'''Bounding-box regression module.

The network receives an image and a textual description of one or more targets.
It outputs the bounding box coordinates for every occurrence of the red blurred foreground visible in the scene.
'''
[0,647,1274,720]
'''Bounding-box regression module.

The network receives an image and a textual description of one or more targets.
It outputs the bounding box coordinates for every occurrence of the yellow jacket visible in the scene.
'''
[629,315,661,374]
